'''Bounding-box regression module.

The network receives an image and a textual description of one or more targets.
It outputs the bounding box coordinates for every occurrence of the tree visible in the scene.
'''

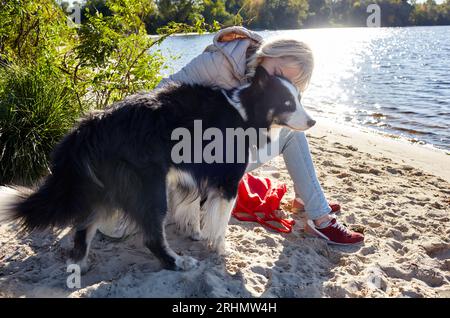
[242,0,310,29]
[305,0,333,27]
[201,0,237,26]
[145,0,205,32]
[410,0,450,25]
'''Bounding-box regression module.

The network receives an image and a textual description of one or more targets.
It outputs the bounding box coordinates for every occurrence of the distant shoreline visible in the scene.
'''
[149,24,450,38]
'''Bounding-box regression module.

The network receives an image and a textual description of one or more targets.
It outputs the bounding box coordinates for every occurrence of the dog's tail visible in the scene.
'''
[0,173,91,233]
[0,186,30,225]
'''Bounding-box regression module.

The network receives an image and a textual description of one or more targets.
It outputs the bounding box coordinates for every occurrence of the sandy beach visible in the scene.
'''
[0,120,449,298]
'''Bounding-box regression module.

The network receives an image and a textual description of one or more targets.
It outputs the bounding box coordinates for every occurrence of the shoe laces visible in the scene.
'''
[331,219,352,236]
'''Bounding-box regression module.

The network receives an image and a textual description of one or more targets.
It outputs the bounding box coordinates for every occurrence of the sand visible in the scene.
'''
[1,119,449,298]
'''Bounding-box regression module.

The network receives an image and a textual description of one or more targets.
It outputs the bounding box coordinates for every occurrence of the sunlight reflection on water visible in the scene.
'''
[155,26,450,150]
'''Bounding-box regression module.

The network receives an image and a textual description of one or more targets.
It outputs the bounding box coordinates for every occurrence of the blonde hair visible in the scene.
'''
[245,37,314,92]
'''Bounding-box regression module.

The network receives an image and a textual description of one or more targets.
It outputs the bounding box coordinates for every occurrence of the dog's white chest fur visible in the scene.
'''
[166,168,235,254]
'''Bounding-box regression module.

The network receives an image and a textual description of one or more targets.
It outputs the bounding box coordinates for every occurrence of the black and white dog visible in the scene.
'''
[0,66,315,272]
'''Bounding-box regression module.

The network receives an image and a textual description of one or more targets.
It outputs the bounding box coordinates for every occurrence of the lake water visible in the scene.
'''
[154,26,450,151]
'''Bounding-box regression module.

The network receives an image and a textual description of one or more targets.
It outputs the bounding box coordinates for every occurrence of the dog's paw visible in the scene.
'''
[189,231,203,241]
[213,241,228,256]
[175,255,200,271]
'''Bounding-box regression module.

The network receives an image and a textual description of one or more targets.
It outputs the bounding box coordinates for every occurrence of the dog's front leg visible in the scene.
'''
[201,192,236,255]
[169,186,202,240]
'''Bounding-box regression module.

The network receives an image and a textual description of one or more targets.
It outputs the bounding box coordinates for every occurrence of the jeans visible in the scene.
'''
[246,127,331,220]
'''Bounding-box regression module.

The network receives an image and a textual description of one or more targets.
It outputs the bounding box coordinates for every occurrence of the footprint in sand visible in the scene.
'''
[430,202,444,209]
[385,166,403,175]
[441,260,450,271]
[401,165,415,171]
[360,245,376,256]
[386,239,408,254]
[416,267,446,287]
[341,152,354,158]
[381,263,446,288]
[332,142,345,149]
[349,166,382,175]
[337,172,351,179]
[421,242,450,260]
[322,160,343,168]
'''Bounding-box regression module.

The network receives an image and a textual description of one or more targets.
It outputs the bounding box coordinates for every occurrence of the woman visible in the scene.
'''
[99,26,364,245]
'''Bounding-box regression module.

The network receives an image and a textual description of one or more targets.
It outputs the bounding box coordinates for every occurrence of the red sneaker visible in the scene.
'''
[305,218,364,245]
[292,198,341,214]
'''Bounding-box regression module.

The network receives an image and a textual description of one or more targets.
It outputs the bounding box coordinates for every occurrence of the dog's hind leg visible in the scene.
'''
[67,221,98,274]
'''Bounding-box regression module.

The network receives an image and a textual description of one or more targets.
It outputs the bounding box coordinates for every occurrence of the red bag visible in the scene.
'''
[232,173,295,233]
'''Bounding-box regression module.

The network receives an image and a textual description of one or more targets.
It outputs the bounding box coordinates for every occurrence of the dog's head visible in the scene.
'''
[240,65,316,131]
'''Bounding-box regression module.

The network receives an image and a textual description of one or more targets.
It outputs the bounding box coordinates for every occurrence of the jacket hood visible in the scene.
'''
[206,26,263,82]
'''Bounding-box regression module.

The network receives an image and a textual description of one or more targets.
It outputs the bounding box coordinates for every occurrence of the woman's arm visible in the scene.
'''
[156,26,262,90]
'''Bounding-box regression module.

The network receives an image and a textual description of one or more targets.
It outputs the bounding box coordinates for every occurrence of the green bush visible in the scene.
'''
[0,0,214,184]
[0,64,81,184]
[74,2,166,108]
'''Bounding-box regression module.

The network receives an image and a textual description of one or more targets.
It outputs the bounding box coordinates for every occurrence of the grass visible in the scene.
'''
[0,64,82,185]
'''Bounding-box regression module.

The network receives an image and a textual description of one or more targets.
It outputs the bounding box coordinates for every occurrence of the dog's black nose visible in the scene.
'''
[307,120,316,127]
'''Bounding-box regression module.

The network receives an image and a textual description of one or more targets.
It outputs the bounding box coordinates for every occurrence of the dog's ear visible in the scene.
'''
[251,65,271,89]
